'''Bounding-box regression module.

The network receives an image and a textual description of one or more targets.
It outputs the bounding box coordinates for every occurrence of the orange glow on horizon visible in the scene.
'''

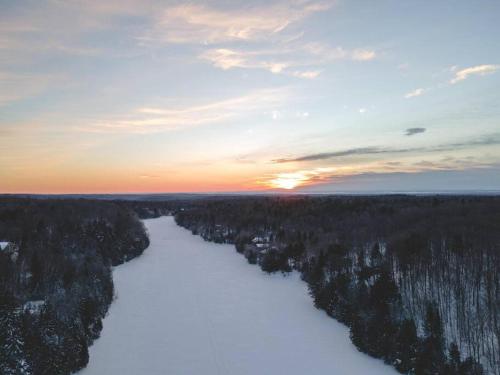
[1,154,476,194]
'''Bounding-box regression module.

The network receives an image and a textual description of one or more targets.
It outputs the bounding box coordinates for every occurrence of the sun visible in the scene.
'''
[271,178,300,190]
[268,172,309,190]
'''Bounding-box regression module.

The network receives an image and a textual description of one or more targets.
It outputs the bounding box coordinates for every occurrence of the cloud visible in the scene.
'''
[297,166,500,193]
[272,133,500,163]
[351,49,376,61]
[200,48,293,75]
[151,2,331,44]
[405,127,426,136]
[303,43,376,62]
[291,70,322,79]
[198,30,376,78]
[450,64,499,84]
[262,153,500,192]
[200,47,327,79]
[82,88,291,133]
[446,133,500,148]
[404,65,497,98]
[404,88,425,98]
[2,1,372,82]
[273,147,385,163]
[200,49,248,70]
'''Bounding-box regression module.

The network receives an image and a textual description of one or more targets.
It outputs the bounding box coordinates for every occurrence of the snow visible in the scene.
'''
[81,216,397,375]
[23,300,45,314]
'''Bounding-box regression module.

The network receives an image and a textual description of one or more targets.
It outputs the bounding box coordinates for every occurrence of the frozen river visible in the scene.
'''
[81,216,397,375]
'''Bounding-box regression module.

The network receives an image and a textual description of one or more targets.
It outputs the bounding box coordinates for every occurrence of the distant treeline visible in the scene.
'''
[173,195,500,375]
[0,198,149,374]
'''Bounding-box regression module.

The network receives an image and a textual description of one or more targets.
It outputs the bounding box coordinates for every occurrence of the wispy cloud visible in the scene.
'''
[405,127,426,136]
[273,147,387,163]
[272,133,500,163]
[200,40,376,78]
[200,48,292,74]
[446,133,500,148]
[450,64,499,84]
[291,70,322,79]
[403,65,498,99]
[190,4,376,78]
[149,2,332,44]
[404,88,425,98]
[2,1,375,82]
[82,88,291,133]
[200,48,326,78]
[351,49,376,61]
[303,42,376,62]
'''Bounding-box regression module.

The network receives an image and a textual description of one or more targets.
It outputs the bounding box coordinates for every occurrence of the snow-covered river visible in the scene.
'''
[81,216,397,375]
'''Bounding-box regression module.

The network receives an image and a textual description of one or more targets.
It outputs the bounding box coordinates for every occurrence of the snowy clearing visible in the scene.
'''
[80,216,397,375]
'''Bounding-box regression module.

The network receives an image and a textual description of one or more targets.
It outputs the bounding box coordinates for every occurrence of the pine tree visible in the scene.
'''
[416,303,445,375]
[459,357,484,375]
[364,270,400,360]
[395,319,418,373]
[0,308,32,375]
[305,253,326,307]
[30,251,43,290]
[349,312,367,351]
[448,342,461,372]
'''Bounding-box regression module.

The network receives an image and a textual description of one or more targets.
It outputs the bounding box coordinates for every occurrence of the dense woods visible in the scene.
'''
[1,195,499,374]
[174,195,500,375]
[0,198,149,374]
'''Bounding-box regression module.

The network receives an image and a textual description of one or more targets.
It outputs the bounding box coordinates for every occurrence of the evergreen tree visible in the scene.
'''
[459,356,483,375]
[448,342,461,373]
[349,312,366,351]
[30,251,43,290]
[365,270,399,360]
[305,253,326,307]
[395,318,418,373]
[260,249,291,273]
[0,308,32,375]
[415,303,445,375]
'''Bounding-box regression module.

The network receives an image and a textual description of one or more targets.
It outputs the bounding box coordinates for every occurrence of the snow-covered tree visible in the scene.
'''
[0,308,32,375]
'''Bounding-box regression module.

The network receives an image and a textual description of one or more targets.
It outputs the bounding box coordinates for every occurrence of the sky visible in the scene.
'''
[1,0,499,194]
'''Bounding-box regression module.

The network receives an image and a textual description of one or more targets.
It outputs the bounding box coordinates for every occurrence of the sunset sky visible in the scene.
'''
[1,0,500,193]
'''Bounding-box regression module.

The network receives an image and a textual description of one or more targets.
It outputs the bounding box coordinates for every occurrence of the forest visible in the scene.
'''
[1,195,499,374]
[0,198,149,374]
[174,195,500,375]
